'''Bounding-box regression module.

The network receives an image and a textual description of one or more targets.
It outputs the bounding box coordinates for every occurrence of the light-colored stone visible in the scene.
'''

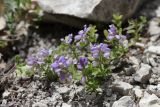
[37,0,146,27]
[2,91,11,99]
[69,86,84,102]
[148,19,160,35]
[139,92,160,107]
[32,102,48,107]
[112,81,133,95]
[51,92,62,101]
[147,84,160,97]
[145,46,160,55]
[56,86,70,94]
[129,56,140,66]
[112,96,136,107]
[156,6,160,17]
[133,63,151,83]
[124,66,136,76]
[62,103,71,107]
[0,16,6,30]
[150,35,160,42]
[133,87,143,98]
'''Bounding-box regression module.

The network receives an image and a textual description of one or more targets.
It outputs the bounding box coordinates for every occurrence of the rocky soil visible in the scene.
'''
[1,0,160,107]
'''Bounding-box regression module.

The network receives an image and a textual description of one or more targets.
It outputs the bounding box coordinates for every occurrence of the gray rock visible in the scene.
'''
[2,91,11,99]
[112,81,133,95]
[150,35,160,42]
[37,0,146,27]
[69,86,84,102]
[51,92,62,101]
[124,66,136,76]
[149,58,158,67]
[148,18,160,35]
[156,6,160,17]
[0,16,6,30]
[145,46,160,55]
[139,92,160,107]
[32,102,48,107]
[2,99,7,105]
[152,67,160,74]
[103,102,110,107]
[62,103,71,107]
[112,96,136,107]
[149,78,155,84]
[133,63,151,83]
[147,84,160,97]
[56,86,70,94]
[133,87,143,98]
[129,56,140,67]
[135,42,145,48]
[28,93,34,98]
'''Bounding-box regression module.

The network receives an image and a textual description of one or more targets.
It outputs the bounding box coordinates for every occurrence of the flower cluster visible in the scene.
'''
[27,49,51,66]
[107,24,127,45]
[74,25,90,47]
[51,56,73,81]
[90,43,110,59]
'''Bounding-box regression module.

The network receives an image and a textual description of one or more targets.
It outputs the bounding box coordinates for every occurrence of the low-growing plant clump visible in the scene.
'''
[16,15,147,91]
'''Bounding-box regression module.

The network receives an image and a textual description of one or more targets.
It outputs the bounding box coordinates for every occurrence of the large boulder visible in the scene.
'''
[37,0,146,27]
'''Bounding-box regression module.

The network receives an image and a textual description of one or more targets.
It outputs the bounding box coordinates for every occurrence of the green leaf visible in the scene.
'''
[127,29,136,34]
[103,30,108,38]
[16,65,34,77]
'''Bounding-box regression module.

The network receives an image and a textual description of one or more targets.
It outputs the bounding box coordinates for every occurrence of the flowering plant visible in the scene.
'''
[16,15,146,91]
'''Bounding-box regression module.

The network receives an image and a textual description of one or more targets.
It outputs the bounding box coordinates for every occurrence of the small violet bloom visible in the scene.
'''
[107,24,117,40]
[27,56,38,66]
[80,76,86,84]
[77,57,88,70]
[38,49,50,57]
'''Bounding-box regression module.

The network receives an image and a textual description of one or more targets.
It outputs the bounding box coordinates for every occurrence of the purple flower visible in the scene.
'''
[59,72,66,81]
[51,56,74,82]
[104,52,110,58]
[62,34,73,44]
[115,35,121,39]
[51,61,59,69]
[27,56,38,66]
[68,73,73,81]
[99,43,110,52]
[38,49,50,57]
[51,56,73,73]
[108,35,115,40]
[74,25,90,42]
[27,55,45,66]
[118,35,127,44]
[90,43,110,59]
[80,76,86,84]
[108,24,117,35]
[107,24,117,40]
[77,57,88,70]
